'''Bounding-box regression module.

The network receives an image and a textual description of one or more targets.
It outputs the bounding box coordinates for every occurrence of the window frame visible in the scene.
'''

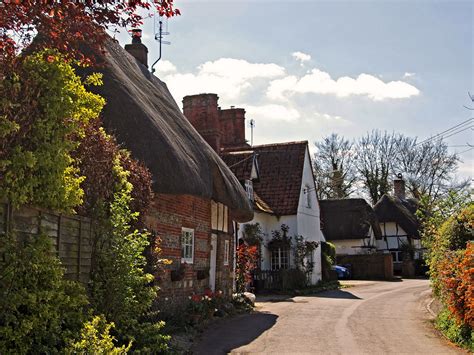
[271,247,290,270]
[181,227,195,264]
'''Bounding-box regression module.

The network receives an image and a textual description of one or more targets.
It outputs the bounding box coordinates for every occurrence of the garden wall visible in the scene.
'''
[337,253,393,280]
[0,202,93,283]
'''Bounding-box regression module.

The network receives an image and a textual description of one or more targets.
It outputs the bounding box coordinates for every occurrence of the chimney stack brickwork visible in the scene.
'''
[183,94,249,153]
[183,94,222,152]
[393,177,406,200]
[125,29,148,67]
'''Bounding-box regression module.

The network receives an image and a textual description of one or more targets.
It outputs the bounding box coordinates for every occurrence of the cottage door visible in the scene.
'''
[209,234,217,292]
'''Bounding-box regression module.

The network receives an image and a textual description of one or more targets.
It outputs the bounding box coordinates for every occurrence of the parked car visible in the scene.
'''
[332,265,351,279]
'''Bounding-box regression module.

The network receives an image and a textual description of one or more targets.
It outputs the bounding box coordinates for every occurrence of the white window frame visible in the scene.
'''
[271,247,290,270]
[181,227,194,264]
[224,240,230,265]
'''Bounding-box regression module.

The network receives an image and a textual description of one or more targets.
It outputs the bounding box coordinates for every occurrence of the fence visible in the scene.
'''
[336,253,393,280]
[252,269,309,292]
[1,202,93,283]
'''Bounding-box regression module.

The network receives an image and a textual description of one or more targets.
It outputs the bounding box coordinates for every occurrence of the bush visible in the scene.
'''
[0,234,88,353]
[67,315,131,354]
[436,307,473,352]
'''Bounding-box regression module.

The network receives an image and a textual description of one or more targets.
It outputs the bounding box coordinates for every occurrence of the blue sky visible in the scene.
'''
[114,0,473,178]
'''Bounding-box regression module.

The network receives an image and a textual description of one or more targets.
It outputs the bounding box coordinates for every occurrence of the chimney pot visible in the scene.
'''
[125,29,148,67]
[393,174,406,200]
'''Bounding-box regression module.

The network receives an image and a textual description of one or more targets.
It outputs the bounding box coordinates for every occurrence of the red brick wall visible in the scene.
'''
[145,194,235,303]
[182,94,222,151]
[220,108,246,148]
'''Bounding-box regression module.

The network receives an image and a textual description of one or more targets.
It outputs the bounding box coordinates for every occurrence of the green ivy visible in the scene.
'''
[0,50,105,211]
[89,154,169,352]
[0,233,89,354]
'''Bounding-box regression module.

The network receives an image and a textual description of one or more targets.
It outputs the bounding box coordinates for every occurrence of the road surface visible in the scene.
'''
[193,279,464,354]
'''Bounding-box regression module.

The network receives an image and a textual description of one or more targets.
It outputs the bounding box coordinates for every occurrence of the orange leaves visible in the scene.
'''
[438,243,474,328]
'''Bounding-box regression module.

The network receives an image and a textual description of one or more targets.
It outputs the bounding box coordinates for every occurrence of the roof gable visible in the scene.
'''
[319,199,382,241]
[224,141,307,216]
[374,195,420,238]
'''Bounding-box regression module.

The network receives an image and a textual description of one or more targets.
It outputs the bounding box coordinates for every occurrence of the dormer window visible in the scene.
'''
[245,180,254,202]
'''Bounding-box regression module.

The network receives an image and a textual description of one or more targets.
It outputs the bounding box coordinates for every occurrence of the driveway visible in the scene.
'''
[192,279,465,354]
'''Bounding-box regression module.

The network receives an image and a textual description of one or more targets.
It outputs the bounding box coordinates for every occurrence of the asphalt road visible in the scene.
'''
[192,279,465,355]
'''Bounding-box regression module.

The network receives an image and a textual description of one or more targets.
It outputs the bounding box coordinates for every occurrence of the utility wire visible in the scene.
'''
[416,117,473,146]
[457,147,474,155]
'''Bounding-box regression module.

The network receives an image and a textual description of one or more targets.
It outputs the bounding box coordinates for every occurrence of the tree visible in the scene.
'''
[394,136,460,203]
[313,133,357,199]
[0,0,179,65]
[354,130,400,204]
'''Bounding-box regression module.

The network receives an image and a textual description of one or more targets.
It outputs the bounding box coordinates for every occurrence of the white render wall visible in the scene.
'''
[238,148,323,284]
[332,239,371,256]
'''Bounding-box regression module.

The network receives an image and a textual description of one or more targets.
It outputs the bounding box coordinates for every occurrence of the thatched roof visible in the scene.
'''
[81,38,253,222]
[374,195,420,238]
[319,199,382,241]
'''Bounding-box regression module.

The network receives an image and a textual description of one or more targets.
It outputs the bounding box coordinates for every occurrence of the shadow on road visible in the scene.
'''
[310,289,362,300]
[193,312,278,355]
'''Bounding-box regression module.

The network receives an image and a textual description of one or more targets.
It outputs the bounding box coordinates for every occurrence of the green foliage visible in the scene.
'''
[0,50,104,211]
[436,307,473,352]
[242,223,264,246]
[67,315,131,354]
[89,155,168,352]
[0,233,88,354]
[321,241,336,280]
[294,235,319,274]
[421,191,474,350]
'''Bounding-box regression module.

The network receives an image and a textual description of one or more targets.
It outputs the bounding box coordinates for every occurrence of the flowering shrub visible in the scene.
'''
[186,289,226,324]
[236,244,259,293]
[438,244,473,328]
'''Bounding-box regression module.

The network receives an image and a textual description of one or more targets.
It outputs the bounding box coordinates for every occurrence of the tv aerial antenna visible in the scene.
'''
[249,119,255,146]
[151,13,171,74]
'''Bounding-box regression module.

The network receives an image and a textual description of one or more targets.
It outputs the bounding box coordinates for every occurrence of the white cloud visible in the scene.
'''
[154,60,177,74]
[404,72,416,78]
[267,69,420,101]
[245,104,301,122]
[154,58,285,103]
[292,51,311,66]
[199,58,285,80]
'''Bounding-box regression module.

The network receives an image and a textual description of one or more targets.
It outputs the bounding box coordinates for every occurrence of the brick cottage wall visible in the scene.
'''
[145,194,235,304]
[215,231,235,296]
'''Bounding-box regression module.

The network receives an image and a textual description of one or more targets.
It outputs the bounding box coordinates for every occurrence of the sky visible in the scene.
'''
[113,0,473,179]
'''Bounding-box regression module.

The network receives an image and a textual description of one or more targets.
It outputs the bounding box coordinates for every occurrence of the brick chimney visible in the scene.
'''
[393,173,406,200]
[220,107,247,148]
[125,29,148,67]
[183,94,222,152]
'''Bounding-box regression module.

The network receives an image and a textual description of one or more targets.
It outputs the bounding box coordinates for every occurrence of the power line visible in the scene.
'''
[457,147,474,155]
[416,117,473,146]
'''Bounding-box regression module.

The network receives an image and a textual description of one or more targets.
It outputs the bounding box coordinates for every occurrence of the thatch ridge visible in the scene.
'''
[319,199,382,241]
[373,195,419,238]
[81,38,253,222]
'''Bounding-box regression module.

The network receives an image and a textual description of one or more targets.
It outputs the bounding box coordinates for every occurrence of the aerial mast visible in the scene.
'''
[151,14,171,74]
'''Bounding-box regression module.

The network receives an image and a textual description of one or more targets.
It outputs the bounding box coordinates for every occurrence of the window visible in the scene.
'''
[271,247,290,270]
[224,240,230,265]
[181,228,194,263]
